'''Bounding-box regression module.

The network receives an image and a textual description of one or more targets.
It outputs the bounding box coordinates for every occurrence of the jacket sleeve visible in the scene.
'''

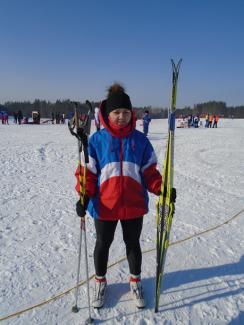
[75,138,98,198]
[141,142,162,195]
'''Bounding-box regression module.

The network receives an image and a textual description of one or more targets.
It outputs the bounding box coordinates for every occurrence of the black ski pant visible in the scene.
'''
[94,217,143,277]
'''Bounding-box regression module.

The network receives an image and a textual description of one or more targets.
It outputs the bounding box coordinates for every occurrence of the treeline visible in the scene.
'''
[175,101,244,118]
[139,101,244,118]
[1,100,86,119]
[1,99,244,118]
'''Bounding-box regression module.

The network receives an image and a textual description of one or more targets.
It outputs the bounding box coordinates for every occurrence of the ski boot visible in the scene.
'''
[92,276,107,308]
[130,275,145,309]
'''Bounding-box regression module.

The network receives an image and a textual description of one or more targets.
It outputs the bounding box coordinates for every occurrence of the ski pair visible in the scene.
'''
[155,59,182,312]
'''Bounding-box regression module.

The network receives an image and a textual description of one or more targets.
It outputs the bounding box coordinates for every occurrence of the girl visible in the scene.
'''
[75,84,163,309]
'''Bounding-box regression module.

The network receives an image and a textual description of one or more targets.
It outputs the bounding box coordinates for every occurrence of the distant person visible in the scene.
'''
[208,115,213,128]
[56,113,60,124]
[188,114,193,128]
[13,112,18,124]
[37,111,41,124]
[193,116,199,128]
[0,112,3,124]
[61,113,65,124]
[205,114,209,127]
[94,107,100,131]
[142,110,151,136]
[213,115,219,128]
[3,112,9,125]
[52,113,55,124]
[17,110,23,125]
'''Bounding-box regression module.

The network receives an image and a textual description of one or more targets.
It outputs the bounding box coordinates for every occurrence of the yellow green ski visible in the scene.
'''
[155,59,182,313]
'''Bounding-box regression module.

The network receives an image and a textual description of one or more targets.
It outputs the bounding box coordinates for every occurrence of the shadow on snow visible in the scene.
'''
[228,311,244,325]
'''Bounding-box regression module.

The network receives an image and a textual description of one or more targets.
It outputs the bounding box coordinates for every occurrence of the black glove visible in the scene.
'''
[77,128,88,147]
[171,188,177,203]
[162,187,177,203]
[76,196,89,218]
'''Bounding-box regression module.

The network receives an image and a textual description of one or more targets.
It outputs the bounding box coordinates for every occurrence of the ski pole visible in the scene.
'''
[71,103,86,314]
[71,219,83,313]
[79,144,94,324]
[69,101,94,323]
[81,128,94,324]
[83,219,94,324]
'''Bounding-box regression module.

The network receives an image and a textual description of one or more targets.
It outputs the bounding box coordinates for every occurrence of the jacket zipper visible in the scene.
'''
[120,138,123,176]
[120,138,124,214]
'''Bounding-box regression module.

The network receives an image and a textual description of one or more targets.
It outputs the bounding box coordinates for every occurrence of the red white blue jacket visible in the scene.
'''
[75,103,162,220]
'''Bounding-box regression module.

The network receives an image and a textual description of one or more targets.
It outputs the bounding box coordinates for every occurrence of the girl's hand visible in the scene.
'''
[76,196,89,218]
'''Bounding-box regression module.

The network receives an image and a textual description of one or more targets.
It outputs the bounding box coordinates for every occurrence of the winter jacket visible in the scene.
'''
[75,103,162,220]
[143,114,151,127]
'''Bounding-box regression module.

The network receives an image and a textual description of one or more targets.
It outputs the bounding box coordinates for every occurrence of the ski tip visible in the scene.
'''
[171,58,182,68]
[85,100,93,111]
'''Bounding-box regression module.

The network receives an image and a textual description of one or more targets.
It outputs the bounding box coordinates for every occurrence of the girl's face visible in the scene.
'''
[109,109,132,126]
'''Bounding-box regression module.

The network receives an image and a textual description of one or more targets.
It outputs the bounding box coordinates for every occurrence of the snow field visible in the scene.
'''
[0,118,244,324]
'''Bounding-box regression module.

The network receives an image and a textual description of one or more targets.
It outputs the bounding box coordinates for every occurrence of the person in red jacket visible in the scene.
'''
[208,114,213,128]
[75,83,176,309]
[213,115,219,128]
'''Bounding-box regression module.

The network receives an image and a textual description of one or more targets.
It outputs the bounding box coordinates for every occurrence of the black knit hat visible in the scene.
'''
[105,83,132,115]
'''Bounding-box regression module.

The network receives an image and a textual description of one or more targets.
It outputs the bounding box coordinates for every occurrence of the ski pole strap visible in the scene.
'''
[168,112,175,131]
[83,146,89,164]
[77,128,89,163]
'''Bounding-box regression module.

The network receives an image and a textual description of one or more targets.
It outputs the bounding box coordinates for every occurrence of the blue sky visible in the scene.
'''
[0,0,244,107]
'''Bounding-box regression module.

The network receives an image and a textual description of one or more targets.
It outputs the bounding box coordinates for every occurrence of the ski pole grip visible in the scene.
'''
[84,146,89,164]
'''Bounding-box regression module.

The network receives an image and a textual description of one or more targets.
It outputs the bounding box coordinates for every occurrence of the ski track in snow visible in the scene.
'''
[0,119,244,325]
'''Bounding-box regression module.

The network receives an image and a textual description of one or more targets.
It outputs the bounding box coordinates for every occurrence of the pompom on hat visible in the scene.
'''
[105,83,132,115]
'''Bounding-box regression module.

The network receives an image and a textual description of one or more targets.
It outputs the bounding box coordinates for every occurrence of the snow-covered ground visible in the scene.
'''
[1,118,244,325]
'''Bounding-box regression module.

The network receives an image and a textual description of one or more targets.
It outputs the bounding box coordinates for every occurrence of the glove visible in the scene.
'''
[77,128,88,147]
[171,188,177,203]
[76,196,89,218]
[162,187,177,203]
